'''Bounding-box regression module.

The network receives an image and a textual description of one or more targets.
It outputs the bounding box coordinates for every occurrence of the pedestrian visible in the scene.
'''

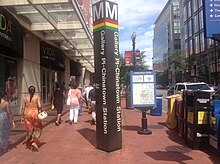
[61,82,67,104]
[77,85,85,116]
[0,90,15,153]
[68,82,82,124]
[85,83,93,113]
[88,86,96,125]
[52,83,65,126]
[21,86,42,151]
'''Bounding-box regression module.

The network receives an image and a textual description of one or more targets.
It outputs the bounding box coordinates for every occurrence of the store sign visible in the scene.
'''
[204,0,220,39]
[40,42,65,71]
[130,70,157,109]
[0,7,23,58]
[93,0,122,152]
[135,50,141,65]
[125,51,133,66]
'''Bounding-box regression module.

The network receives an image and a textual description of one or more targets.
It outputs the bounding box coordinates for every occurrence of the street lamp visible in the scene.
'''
[131,32,136,66]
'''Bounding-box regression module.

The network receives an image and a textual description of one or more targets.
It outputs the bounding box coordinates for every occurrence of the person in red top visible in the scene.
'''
[67,82,81,124]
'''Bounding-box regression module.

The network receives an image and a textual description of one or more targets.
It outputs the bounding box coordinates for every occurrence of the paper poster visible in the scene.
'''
[133,83,155,105]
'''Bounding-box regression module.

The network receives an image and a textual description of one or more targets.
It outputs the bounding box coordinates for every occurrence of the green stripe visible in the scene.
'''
[93,26,118,32]
[106,26,118,32]
[93,26,105,32]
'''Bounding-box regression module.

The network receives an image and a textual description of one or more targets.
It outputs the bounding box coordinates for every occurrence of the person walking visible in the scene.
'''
[52,84,65,126]
[21,86,42,151]
[0,90,15,153]
[85,83,93,113]
[68,82,82,124]
[77,85,85,116]
[88,87,96,125]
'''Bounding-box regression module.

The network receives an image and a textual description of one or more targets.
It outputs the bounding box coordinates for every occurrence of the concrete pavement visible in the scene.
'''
[0,98,220,163]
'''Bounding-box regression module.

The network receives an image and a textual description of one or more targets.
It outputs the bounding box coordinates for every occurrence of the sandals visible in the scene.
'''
[55,121,60,126]
[31,143,39,152]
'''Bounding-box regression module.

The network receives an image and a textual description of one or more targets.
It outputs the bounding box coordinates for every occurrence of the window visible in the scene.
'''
[194,14,199,34]
[193,0,198,13]
[177,84,185,91]
[200,33,205,52]
[198,0,203,8]
[199,10,204,30]
[188,20,192,37]
[188,1,192,18]
[189,39,193,55]
[184,24,188,40]
[195,35,200,54]
[184,5,187,21]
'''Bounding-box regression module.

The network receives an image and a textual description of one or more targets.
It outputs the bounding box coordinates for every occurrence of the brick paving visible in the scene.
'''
[0,98,220,164]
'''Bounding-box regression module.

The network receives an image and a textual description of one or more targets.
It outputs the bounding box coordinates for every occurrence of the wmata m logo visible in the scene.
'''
[93,0,118,22]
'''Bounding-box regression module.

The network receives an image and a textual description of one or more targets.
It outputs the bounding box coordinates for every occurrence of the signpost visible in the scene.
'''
[130,70,157,134]
[204,0,220,40]
[93,0,122,152]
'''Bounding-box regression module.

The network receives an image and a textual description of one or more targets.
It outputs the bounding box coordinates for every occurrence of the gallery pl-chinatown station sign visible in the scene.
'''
[204,0,220,40]
[93,0,122,152]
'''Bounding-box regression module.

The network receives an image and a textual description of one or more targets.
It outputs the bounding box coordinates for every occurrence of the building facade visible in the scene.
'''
[155,0,220,85]
[153,0,181,84]
[180,0,220,85]
[0,1,94,115]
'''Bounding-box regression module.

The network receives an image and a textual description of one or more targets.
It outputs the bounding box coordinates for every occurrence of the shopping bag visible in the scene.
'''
[38,111,48,120]
[67,97,70,105]
[51,104,55,110]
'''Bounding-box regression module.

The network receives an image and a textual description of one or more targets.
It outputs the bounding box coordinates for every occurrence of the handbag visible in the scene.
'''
[51,104,55,110]
[67,96,70,105]
[38,111,48,120]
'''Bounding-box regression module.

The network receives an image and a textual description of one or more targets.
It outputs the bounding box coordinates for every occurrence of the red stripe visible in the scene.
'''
[93,19,118,26]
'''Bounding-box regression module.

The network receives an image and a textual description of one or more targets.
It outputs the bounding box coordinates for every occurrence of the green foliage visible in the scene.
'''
[119,51,149,87]
[119,54,130,86]
[169,50,183,82]
[156,70,169,86]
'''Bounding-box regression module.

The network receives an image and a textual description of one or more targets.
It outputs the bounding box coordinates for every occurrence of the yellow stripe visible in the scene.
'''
[93,22,105,30]
[93,22,118,30]
[106,22,118,29]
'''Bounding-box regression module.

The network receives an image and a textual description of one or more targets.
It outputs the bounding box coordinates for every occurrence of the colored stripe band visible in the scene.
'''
[93,19,118,32]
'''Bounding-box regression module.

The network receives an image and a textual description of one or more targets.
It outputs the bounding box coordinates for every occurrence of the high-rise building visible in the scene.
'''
[180,0,220,85]
[153,0,181,84]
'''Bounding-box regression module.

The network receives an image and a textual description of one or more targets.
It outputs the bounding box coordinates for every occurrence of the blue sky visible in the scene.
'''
[115,0,168,68]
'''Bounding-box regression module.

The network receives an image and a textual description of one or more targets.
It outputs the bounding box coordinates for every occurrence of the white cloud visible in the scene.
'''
[114,0,168,53]
[142,47,153,69]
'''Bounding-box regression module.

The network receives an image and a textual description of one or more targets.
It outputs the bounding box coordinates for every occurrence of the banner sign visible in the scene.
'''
[130,70,157,109]
[93,0,122,152]
[0,7,23,58]
[204,0,220,39]
[40,41,65,72]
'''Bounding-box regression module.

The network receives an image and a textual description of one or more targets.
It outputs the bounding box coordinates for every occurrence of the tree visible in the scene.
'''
[169,50,183,83]
[119,54,130,87]
[119,50,149,87]
[135,50,149,70]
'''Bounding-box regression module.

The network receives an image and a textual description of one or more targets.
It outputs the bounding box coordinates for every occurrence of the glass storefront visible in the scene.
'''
[40,41,65,105]
[0,55,18,106]
[41,68,63,104]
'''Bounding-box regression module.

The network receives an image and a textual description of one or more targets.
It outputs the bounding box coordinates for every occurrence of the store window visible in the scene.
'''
[0,56,17,106]
[41,68,62,104]
[41,69,51,104]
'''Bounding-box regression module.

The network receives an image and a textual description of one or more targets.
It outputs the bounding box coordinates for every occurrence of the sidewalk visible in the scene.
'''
[1,98,220,163]
[8,105,69,149]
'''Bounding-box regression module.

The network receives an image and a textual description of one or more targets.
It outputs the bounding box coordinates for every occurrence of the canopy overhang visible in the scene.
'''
[0,0,94,72]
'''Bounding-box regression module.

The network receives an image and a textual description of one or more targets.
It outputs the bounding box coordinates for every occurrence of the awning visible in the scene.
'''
[0,0,94,72]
